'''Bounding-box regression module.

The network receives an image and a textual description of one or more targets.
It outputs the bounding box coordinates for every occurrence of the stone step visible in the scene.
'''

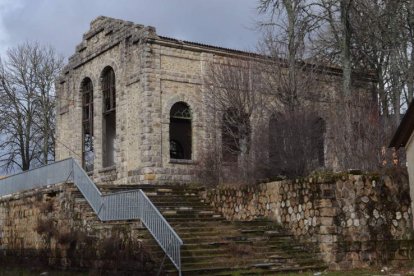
[165,261,326,275]
[147,197,205,204]
[161,213,222,221]
[175,229,241,238]
[101,183,205,192]
[178,248,307,260]
[150,202,212,209]
[176,233,292,244]
[160,209,220,216]
[173,225,290,235]
[163,217,226,223]
[172,258,325,272]
[68,183,326,275]
[179,242,316,256]
[171,219,278,226]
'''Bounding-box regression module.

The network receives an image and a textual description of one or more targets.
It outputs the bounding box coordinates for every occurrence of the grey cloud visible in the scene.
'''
[1,0,261,58]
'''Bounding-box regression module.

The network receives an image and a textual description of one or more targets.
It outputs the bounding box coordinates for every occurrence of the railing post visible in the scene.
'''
[71,158,75,183]
[97,200,105,219]
[139,191,144,220]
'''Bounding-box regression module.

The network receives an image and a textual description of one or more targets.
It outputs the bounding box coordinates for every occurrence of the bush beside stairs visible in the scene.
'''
[97,184,327,275]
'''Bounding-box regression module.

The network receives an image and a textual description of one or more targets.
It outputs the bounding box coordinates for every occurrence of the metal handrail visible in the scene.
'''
[0,158,182,275]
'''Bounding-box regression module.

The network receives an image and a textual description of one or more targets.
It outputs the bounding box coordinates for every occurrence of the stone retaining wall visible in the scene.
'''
[201,171,414,269]
[0,183,157,273]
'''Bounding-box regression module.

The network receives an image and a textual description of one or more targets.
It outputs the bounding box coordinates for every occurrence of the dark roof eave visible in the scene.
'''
[389,99,414,149]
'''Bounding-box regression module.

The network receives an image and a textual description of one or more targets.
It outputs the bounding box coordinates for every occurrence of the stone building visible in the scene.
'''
[56,16,376,185]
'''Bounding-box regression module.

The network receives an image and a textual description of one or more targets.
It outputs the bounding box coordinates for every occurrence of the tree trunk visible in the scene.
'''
[407,0,414,104]
[284,0,298,110]
[377,65,388,116]
[341,0,352,99]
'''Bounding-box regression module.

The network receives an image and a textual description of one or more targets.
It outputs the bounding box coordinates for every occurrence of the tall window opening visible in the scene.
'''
[169,102,192,160]
[102,67,116,167]
[268,112,325,178]
[268,113,284,173]
[81,78,94,172]
[222,109,250,162]
[314,117,326,167]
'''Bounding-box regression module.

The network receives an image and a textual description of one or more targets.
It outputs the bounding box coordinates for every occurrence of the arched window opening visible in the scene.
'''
[81,78,94,172]
[102,67,116,167]
[169,102,192,160]
[222,108,250,162]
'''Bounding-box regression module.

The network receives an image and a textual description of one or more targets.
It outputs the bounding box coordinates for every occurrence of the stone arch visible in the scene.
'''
[101,66,116,167]
[96,61,120,104]
[163,96,200,124]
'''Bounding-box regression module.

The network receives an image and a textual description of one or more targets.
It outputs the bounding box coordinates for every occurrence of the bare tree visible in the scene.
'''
[316,0,413,167]
[258,0,413,171]
[268,109,326,178]
[258,0,322,109]
[0,42,63,172]
[204,59,268,184]
[257,1,333,177]
[203,52,331,183]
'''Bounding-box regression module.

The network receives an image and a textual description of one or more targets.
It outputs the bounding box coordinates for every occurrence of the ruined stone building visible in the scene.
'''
[56,16,376,185]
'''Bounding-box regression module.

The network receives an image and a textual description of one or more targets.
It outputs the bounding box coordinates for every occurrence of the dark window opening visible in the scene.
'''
[268,113,284,173]
[170,139,184,159]
[103,67,116,113]
[102,67,116,167]
[222,109,250,162]
[314,117,326,167]
[169,102,192,160]
[81,78,94,172]
[268,112,325,178]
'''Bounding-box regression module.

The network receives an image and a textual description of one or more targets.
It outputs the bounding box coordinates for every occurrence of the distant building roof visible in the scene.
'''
[389,100,414,148]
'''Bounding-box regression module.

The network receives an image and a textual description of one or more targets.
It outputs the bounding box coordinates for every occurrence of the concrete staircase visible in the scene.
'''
[99,184,327,275]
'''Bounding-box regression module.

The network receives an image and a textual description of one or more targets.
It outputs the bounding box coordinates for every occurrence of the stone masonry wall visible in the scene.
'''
[0,183,157,273]
[201,171,414,269]
[56,16,377,186]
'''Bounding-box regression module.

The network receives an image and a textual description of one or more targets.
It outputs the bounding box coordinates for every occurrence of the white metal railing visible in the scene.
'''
[0,158,183,275]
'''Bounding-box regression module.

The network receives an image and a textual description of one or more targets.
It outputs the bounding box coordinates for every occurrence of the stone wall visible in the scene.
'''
[0,183,158,273]
[201,181,283,222]
[201,171,414,269]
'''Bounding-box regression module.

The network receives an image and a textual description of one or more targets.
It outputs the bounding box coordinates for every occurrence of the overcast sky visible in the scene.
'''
[0,0,262,59]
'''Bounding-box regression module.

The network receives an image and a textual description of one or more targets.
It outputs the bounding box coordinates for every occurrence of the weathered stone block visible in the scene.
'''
[320,207,336,217]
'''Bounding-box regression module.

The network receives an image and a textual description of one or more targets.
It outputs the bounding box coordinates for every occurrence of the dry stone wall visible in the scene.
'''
[201,182,283,222]
[201,171,414,269]
[0,183,157,273]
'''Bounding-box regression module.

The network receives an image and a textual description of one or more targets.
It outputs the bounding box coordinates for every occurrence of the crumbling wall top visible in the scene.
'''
[61,16,156,77]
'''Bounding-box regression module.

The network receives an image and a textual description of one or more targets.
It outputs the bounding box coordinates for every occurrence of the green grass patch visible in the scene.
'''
[282,270,384,276]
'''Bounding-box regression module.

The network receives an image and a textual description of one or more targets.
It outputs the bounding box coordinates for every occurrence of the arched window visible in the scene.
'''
[222,108,250,162]
[101,67,116,167]
[81,78,94,172]
[170,102,192,160]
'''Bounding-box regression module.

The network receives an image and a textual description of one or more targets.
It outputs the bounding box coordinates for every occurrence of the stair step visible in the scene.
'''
[68,183,326,275]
